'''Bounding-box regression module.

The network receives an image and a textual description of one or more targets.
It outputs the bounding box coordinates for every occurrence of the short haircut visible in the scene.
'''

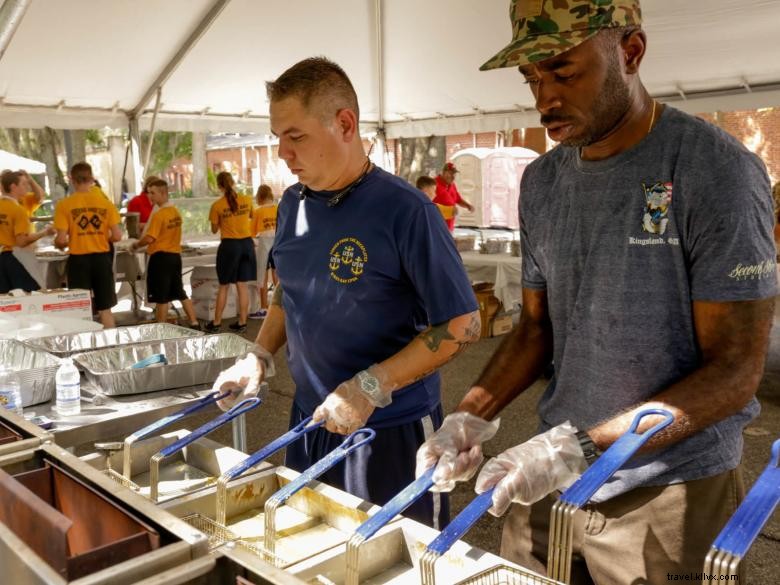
[143,175,161,191]
[416,176,436,190]
[147,178,168,190]
[266,56,360,122]
[255,184,274,204]
[70,162,93,184]
[0,169,23,194]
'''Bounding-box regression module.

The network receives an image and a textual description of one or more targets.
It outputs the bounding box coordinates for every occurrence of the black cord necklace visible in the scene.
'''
[298,157,373,207]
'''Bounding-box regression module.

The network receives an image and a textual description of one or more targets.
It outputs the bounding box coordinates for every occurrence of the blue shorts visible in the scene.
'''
[216,238,256,285]
[285,401,449,530]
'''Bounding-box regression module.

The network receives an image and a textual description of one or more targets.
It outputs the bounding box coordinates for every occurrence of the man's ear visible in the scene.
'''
[335,108,359,142]
[622,28,647,74]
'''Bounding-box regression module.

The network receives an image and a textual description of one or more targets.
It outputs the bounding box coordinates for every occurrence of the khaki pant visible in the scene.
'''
[500,468,745,585]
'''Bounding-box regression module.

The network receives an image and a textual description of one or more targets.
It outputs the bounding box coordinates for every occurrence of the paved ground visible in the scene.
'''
[174,311,780,583]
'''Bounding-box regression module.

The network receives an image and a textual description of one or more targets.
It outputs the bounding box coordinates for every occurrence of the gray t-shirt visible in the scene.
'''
[520,106,776,502]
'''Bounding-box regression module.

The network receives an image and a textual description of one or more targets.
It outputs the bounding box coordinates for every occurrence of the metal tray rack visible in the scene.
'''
[73,333,255,395]
[25,323,204,359]
[0,338,59,407]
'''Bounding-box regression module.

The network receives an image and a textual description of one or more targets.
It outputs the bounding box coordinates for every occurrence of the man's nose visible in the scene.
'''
[534,80,563,115]
[278,139,294,163]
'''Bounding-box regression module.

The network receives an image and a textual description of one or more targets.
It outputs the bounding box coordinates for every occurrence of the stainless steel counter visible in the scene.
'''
[30,380,231,450]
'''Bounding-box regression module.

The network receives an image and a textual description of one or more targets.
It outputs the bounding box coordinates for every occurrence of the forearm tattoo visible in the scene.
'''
[270,284,284,307]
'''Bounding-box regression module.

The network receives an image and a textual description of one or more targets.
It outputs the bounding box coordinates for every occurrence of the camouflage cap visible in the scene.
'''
[480,0,642,71]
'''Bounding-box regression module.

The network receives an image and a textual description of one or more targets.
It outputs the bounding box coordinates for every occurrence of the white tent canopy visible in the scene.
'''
[0,148,45,173]
[0,0,779,138]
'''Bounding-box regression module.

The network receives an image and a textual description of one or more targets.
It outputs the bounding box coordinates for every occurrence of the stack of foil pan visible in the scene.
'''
[0,338,59,407]
[73,333,255,396]
[25,323,204,359]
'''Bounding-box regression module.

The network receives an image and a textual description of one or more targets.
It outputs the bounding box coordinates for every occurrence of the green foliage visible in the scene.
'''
[141,131,193,177]
[207,168,218,194]
[85,129,104,148]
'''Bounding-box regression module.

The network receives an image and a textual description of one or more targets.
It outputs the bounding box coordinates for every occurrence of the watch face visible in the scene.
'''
[360,374,379,393]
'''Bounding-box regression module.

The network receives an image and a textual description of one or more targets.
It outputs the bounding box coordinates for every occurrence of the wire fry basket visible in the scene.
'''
[182,512,283,564]
[456,565,562,585]
[103,467,143,491]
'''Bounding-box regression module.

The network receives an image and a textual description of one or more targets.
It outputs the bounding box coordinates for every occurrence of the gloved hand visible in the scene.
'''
[213,345,273,411]
[415,412,500,492]
[313,364,395,435]
[475,421,587,517]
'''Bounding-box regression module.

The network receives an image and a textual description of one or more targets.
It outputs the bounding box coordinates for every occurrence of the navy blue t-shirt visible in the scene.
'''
[273,167,477,428]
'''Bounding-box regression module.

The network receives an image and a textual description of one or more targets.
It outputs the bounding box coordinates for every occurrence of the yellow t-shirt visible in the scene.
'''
[53,190,121,255]
[0,197,30,250]
[436,203,456,221]
[209,194,253,239]
[252,203,278,236]
[21,192,42,216]
[145,204,182,255]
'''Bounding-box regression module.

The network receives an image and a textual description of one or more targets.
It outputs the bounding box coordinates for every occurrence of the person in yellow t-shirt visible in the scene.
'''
[416,175,456,225]
[0,171,57,292]
[248,184,279,320]
[205,171,256,333]
[54,162,122,328]
[131,179,200,330]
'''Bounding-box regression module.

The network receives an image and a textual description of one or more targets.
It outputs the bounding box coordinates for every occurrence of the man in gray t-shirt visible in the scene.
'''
[416,1,776,582]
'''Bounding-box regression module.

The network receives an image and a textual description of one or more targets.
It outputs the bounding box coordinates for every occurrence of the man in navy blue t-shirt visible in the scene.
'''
[212,57,480,528]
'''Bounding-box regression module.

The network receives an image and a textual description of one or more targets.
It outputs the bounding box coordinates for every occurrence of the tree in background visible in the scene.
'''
[397,136,445,185]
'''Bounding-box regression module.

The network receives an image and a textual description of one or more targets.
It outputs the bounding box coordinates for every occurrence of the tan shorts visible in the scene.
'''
[500,468,745,585]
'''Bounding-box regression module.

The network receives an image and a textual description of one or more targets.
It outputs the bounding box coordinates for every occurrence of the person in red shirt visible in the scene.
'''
[127,175,159,232]
[434,162,473,231]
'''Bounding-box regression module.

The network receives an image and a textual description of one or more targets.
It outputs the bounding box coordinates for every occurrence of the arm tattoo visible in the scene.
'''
[418,322,456,352]
[270,284,284,307]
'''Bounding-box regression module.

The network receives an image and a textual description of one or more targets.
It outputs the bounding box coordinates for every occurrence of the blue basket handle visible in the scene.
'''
[157,397,262,458]
[353,467,436,542]
[222,417,324,482]
[426,487,495,556]
[130,353,168,369]
[125,390,231,444]
[560,408,674,508]
[712,438,780,557]
[269,428,375,505]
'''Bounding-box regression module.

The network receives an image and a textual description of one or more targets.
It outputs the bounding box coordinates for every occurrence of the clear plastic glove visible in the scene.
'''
[212,346,273,411]
[475,421,587,517]
[415,412,500,492]
[312,364,395,435]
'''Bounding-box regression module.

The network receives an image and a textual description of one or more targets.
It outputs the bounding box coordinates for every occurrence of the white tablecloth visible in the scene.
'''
[460,251,522,310]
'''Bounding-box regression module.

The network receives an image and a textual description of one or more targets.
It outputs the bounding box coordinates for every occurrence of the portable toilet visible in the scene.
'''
[452,147,539,229]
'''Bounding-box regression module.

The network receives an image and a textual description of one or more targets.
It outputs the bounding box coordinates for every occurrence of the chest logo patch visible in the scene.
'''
[641,182,673,235]
[329,237,368,284]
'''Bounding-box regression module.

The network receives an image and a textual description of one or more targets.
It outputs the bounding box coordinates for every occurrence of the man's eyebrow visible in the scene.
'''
[519,58,575,76]
[270,127,303,138]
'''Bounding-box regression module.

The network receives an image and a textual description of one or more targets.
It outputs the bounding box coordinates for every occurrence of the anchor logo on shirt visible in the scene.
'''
[329,237,368,284]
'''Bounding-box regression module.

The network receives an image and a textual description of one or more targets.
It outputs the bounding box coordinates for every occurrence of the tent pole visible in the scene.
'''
[143,87,163,173]
[0,0,31,64]
[374,0,390,170]
[128,118,144,194]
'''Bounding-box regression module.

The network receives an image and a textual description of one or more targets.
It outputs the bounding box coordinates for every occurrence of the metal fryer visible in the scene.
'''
[0,407,53,457]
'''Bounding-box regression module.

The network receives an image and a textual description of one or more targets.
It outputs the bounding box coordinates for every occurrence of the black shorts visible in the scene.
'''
[67,252,117,311]
[146,252,187,304]
[216,238,257,285]
[267,245,275,270]
[0,252,39,294]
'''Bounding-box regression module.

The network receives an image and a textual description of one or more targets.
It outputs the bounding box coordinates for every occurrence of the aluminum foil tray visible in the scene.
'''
[0,339,59,407]
[25,323,204,358]
[72,333,254,396]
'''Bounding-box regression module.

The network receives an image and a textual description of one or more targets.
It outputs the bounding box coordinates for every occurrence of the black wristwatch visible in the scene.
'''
[576,430,603,466]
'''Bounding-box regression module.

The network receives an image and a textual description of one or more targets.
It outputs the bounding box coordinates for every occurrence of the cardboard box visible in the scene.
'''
[190,265,258,321]
[491,313,514,337]
[0,289,92,320]
[473,282,502,338]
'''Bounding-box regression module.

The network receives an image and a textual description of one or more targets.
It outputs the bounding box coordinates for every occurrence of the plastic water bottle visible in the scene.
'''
[0,366,23,416]
[55,358,81,416]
